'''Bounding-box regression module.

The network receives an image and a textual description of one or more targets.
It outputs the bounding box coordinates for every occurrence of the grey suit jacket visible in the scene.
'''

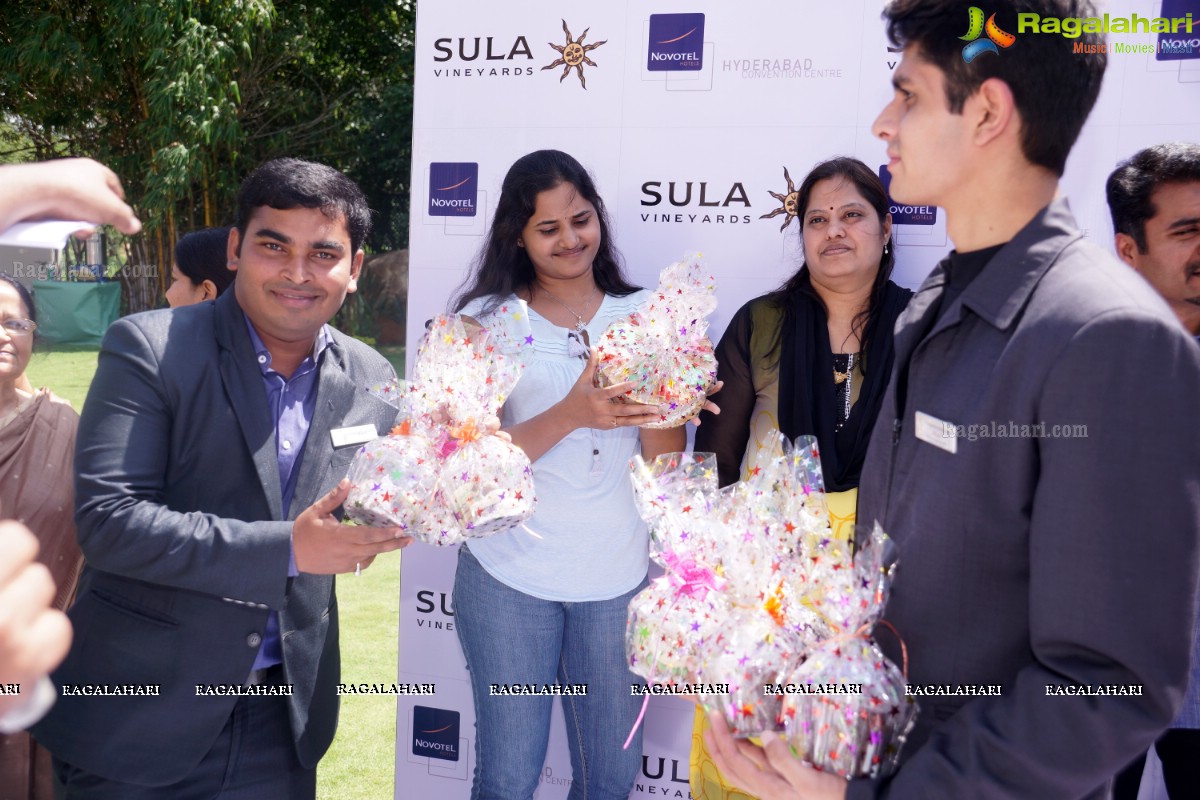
[32,290,397,785]
[848,200,1200,799]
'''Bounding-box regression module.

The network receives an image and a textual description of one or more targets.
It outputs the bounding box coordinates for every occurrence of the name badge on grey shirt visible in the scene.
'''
[914,411,957,454]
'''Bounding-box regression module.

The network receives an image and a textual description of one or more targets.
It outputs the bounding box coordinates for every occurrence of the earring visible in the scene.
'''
[884,241,890,254]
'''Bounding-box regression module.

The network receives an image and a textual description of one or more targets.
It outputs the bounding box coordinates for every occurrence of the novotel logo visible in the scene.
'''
[412,705,460,761]
[647,13,705,71]
[1158,0,1199,61]
[877,166,937,226]
[428,162,478,217]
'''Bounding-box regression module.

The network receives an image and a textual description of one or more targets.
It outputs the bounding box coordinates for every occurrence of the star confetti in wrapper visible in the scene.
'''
[778,524,917,779]
[344,435,438,531]
[624,452,730,687]
[626,577,728,687]
[438,436,535,537]
[595,254,717,428]
[707,622,804,737]
[624,439,816,724]
[623,432,915,771]
[344,315,535,546]
[629,451,722,569]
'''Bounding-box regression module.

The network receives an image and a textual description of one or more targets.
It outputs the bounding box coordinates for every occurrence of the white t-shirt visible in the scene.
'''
[460,290,651,601]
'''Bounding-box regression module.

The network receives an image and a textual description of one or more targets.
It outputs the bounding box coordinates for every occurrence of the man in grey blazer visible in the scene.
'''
[33,158,412,797]
[704,2,1200,798]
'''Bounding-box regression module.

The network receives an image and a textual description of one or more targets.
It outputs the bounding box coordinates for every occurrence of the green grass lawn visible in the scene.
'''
[28,341,406,800]
[26,344,100,410]
[321,548,401,800]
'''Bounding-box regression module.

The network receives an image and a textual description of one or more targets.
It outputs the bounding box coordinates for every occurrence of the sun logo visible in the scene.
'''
[542,19,607,89]
[959,7,1016,63]
[760,167,800,232]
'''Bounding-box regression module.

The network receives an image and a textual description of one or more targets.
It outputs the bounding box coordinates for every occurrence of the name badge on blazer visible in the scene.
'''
[914,411,957,454]
[330,424,378,449]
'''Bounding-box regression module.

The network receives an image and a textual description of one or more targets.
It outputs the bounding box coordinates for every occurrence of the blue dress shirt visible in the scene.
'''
[244,315,331,670]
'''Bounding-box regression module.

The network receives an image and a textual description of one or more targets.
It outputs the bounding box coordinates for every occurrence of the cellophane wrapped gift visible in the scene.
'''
[438,433,535,537]
[626,452,729,686]
[629,451,722,569]
[595,254,717,428]
[344,315,535,546]
[778,524,917,779]
[623,439,825,728]
[698,436,835,736]
[344,431,438,531]
[627,578,727,687]
[624,433,915,768]
[705,619,804,736]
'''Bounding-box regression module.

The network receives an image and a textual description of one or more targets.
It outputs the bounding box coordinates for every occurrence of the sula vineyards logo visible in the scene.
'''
[760,167,800,232]
[639,178,752,225]
[960,7,1017,62]
[542,20,607,89]
[431,35,534,78]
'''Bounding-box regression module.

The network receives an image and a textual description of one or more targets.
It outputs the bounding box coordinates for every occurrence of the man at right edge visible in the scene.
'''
[703,1,1200,798]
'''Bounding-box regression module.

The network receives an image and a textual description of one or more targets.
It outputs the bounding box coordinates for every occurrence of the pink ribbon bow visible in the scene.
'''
[662,552,724,600]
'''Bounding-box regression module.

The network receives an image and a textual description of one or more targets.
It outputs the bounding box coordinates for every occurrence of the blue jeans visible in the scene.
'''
[454,545,646,800]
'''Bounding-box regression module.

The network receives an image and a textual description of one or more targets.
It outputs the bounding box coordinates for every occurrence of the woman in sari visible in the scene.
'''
[0,274,82,799]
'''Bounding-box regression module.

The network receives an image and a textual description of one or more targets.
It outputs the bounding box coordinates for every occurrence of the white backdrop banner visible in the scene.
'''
[397,2,1198,797]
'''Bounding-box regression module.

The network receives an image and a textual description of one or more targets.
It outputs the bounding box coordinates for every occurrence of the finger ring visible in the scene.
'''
[611,417,617,428]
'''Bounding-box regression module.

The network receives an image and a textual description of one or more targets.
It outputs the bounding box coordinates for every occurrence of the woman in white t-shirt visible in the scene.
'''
[453,149,689,799]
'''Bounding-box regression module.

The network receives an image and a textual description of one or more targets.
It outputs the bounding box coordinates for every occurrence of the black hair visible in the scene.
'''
[453,149,638,313]
[235,158,371,254]
[0,273,38,353]
[0,273,36,325]
[883,0,1106,176]
[174,227,234,295]
[767,157,896,371]
[1107,142,1200,252]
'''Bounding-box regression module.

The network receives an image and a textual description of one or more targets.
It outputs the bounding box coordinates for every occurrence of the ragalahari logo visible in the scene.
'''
[542,19,607,89]
[412,705,460,762]
[428,163,478,218]
[648,13,705,71]
[960,7,1017,62]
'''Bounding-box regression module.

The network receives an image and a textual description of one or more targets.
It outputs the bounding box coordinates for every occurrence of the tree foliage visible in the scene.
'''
[0,0,415,321]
